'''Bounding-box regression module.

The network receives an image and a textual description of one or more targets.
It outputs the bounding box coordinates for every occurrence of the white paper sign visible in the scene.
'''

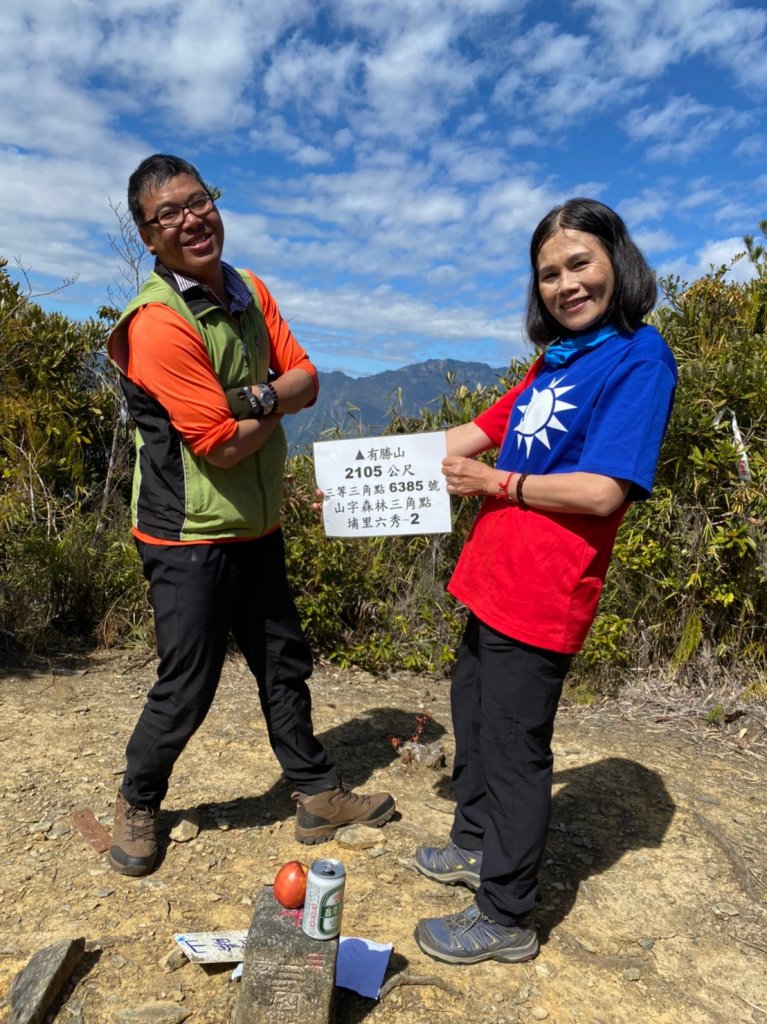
[174,929,248,963]
[313,431,451,537]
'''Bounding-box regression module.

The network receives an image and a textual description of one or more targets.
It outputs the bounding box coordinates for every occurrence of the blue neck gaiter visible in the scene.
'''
[543,323,619,369]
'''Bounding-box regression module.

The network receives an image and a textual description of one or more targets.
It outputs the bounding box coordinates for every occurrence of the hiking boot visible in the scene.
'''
[414,902,538,965]
[293,784,395,844]
[414,839,482,891]
[108,790,159,877]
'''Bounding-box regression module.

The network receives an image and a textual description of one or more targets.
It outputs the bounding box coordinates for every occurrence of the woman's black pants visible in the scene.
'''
[450,614,571,925]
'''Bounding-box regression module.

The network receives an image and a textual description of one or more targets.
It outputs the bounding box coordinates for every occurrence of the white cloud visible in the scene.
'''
[616,191,668,226]
[518,25,591,75]
[493,21,646,128]
[507,127,539,147]
[697,237,749,272]
[259,160,469,237]
[658,235,756,285]
[255,116,333,166]
[576,0,767,90]
[426,264,462,286]
[625,95,710,141]
[475,179,559,238]
[488,1,767,148]
[428,139,509,185]
[733,134,767,160]
[360,27,479,141]
[1,0,318,141]
[679,187,723,210]
[330,0,515,35]
[633,228,677,255]
[259,271,527,372]
[0,146,146,282]
[263,36,359,119]
[623,95,740,161]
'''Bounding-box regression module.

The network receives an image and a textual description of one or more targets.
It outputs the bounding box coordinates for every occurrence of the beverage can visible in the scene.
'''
[302,858,345,940]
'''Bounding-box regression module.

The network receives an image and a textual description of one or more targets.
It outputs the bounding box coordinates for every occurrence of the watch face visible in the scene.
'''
[258,384,276,415]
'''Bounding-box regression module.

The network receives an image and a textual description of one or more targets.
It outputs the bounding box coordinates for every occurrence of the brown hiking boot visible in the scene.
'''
[293,784,396,844]
[108,790,159,877]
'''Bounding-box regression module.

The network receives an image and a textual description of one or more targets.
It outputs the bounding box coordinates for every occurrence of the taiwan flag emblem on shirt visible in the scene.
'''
[513,377,576,455]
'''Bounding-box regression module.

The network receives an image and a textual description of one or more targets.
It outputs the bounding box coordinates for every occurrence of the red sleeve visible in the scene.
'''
[127,304,237,456]
[474,356,543,446]
[247,273,319,405]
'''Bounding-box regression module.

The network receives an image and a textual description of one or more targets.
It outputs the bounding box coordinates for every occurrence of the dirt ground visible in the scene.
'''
[1,649,766,1024]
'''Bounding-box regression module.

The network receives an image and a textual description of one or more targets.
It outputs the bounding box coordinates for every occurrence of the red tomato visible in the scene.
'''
[273,860,309,909]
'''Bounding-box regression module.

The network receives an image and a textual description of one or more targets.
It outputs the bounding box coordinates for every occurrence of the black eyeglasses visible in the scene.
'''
[143,192,215,229]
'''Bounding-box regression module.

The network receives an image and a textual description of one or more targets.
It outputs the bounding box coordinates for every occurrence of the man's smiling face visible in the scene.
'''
[138,173,225,289]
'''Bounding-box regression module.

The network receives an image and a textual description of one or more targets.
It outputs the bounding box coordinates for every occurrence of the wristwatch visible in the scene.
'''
[255,382,279,416]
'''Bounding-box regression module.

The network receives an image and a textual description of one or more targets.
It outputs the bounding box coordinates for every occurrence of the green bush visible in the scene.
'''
[0,510,148,650]
[579,252,767,687]
[0,259,150,654]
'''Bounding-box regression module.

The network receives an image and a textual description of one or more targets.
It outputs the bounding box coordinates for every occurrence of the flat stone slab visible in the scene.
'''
[10,936,85,1024]
[334,824,386,850]
[113,1003,192,1023]
[234,886,338,1024]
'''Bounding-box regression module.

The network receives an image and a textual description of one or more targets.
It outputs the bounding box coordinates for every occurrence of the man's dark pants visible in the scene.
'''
[121,529,340,807]
[449,614,571,925]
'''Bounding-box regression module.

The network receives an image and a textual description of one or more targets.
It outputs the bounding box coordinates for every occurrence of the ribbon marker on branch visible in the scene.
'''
[713,407,752,483]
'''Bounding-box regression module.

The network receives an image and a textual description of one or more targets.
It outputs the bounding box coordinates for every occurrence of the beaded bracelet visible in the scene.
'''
[516,472,530,510]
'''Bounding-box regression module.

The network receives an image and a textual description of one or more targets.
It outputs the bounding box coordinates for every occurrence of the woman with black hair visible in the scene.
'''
[413,198,677,965]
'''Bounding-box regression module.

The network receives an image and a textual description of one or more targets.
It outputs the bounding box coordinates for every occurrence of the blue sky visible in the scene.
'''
[1,0,766,376]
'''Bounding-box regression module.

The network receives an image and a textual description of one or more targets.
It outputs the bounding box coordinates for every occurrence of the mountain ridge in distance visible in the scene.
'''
[283,357,509,450]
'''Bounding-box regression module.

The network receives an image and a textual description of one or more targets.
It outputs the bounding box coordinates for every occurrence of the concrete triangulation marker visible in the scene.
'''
[234,886,338,1024]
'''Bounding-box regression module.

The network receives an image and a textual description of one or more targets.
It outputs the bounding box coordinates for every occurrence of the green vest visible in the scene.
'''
[108,269,287,542]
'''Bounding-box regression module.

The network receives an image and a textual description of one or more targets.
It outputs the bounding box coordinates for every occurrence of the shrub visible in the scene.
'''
[581,252,767,687]
[0,259,148,654]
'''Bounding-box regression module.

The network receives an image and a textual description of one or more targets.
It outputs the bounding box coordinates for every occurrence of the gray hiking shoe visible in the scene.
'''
[108,790,159,877]
[415,902,538,965]
[293,785,395,844]
[414,839,482,891]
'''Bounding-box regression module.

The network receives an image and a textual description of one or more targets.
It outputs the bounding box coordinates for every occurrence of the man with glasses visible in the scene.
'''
[106,154,395,876]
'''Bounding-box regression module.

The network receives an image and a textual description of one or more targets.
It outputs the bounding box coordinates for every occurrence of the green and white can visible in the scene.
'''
[302,858,345,940]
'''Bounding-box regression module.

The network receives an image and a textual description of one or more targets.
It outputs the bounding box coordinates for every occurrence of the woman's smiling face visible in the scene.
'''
[536,228,615,334]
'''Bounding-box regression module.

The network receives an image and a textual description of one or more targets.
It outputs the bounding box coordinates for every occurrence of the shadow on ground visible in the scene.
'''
[541,757,674,936]
[429,755,674,940]
[153,707,446,867]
